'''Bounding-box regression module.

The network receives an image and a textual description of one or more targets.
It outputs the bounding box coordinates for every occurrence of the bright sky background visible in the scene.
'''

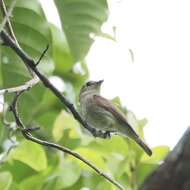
[41,0,190,149]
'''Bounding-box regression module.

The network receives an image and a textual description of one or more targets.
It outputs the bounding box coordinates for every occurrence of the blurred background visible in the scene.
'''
[41,0,190,148]
[1,0,190,189]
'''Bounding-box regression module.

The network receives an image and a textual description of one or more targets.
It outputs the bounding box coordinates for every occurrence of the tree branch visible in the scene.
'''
[0,29,124,188]
[0,3,125,190]
[0,29,110,139]
[9,91,125,190]
[0,77,39,95]
[139,127,190,190]
[0,0,18,45]
[35,44,49,66]
[0,0,34,77]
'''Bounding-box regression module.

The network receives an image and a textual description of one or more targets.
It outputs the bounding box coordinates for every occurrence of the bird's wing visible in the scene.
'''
[93,95,138,136]
[93,95,152,156]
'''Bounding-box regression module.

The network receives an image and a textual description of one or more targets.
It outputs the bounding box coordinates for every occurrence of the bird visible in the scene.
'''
[79,80,152,156]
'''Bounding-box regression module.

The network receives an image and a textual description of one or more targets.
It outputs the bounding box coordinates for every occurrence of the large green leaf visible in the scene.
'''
[50,24,74,73]
[72,147,107,170]
[50,25,89,92]
[88,136,129,156]
[135,163,158,186]
[10,140,47,171]
[2,0,53,77]
[52,110,82,150]
[0,171,13,190]
[141,146,170,164]
[54,0,108,62]
[52,110,80,141]
[43,160,81,189]
[9,182,21,190]
[1,0,53,123]
[0,160,36,183]
[96,181,116,190]
[19,174,44,190]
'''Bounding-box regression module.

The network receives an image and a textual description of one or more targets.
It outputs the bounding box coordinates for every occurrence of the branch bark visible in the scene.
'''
[139,127,190,190]
[0,4,123,188]
[0,77,39,95]
[10,91,125,190]
[0,29,109,139]
[0,0,17,35]
[0,0,18,44]
[0,0,35,77]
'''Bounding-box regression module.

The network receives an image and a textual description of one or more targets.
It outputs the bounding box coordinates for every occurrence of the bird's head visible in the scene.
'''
[80,80,104,98]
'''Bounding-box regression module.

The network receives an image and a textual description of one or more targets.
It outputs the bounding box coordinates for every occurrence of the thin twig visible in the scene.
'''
[0,30,110,139]
[35,45,49,66]
[0,27,125,189]
[0,0,18,45]
[0,77,39,95]
[0,0,34,77]
[0,0,17,34]
[10,91,125,190]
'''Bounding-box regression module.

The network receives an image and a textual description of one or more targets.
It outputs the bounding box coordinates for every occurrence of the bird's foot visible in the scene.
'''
[102,131,111,139]
[90,128,111,139]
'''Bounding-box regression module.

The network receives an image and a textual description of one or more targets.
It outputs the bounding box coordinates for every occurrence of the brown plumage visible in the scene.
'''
[94,95,152,156]
[80,80,152,156]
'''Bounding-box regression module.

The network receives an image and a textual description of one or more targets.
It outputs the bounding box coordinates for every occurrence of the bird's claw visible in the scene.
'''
[103,131,111,139]
[90,128,111,139]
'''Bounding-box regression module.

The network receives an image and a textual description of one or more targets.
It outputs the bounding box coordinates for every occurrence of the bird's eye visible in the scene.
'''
[86,81,93,86]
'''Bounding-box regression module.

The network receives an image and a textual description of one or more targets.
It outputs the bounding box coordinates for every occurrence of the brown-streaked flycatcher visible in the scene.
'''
[79,80,152,156]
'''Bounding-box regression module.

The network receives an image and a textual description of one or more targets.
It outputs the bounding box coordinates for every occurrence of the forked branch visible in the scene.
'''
[9,91,125,190]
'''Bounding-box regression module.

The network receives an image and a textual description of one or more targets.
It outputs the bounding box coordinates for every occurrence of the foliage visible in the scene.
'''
[0,0,169,190]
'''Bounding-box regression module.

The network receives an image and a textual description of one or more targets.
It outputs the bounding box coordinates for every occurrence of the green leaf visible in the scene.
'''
[2,0,53,76]
[72,148,107,170]
[88,136,129,156]
[135,163,158,186]
[137,118,148,138]
[9,182,21,190]
[0,171,13,190]
[47,161,81,189]
[52,110,80,141]
[59,61,89,91]
[61,177,83,190]
[1,0,53,123]
[125,116,148,145]
[36,110,58,138]
[10,140,47,171]
[52,110,82,149]
[106,154,126,178]
[50,25,89,90]
[0,160,36,183]
[19,174,44,190]
[96,181,116,190]
[141,146,170,164]
[111,96,122,107]
[50,24,74,73]
[54,0,108,62]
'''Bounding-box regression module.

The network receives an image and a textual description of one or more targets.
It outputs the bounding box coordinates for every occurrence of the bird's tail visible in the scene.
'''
[120,124,152,156]
[133,136,152,156]
[116,117,152,156]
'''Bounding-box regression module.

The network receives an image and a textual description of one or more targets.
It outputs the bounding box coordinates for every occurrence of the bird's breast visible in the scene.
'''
[80,95,115,131]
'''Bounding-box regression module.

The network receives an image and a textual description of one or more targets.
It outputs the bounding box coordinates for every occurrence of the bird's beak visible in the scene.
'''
[96,80,104,85]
